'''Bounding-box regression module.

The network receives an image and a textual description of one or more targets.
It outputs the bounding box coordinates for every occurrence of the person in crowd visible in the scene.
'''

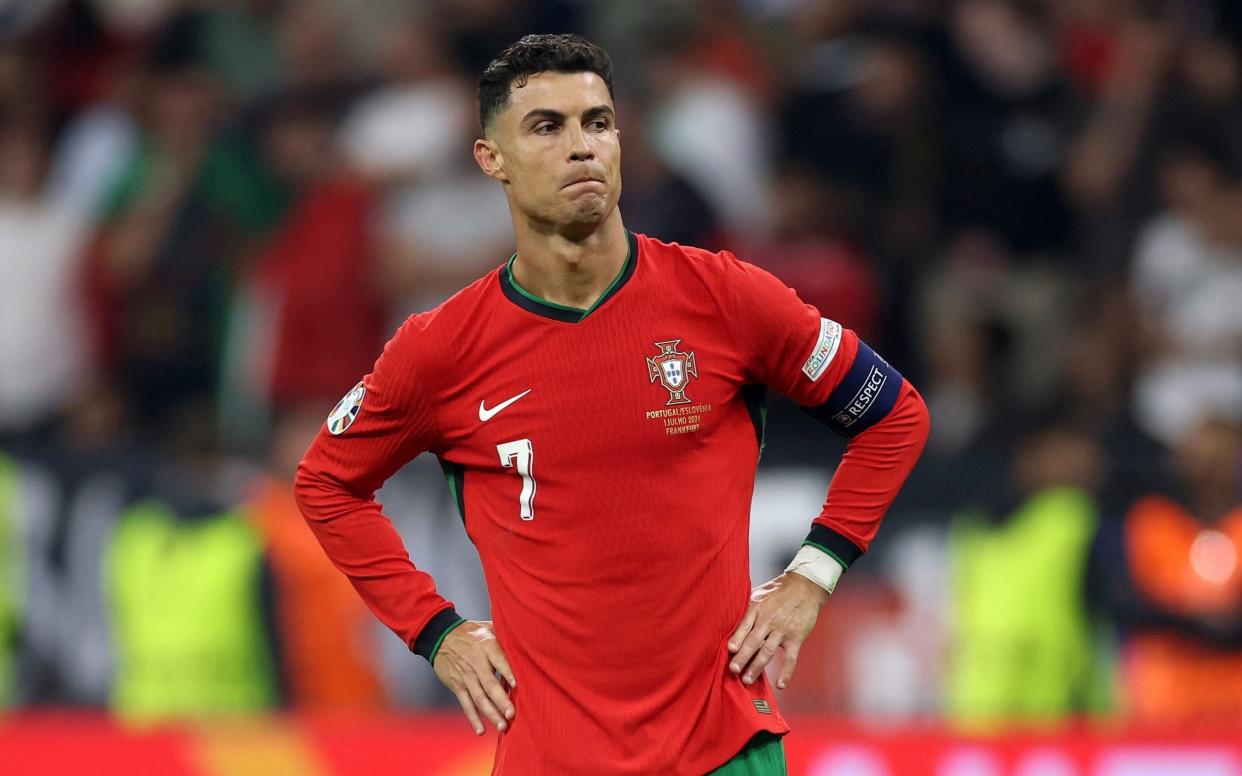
[105,407,280,721]
[1091,417,1242,723]
[947,420,1110,728]
[616,101,720,250]
[343,19,513,318]
[245,93,386,413]
[246,407,386,711]
[1130,140,1242,446]
[295,34,928,773]
[83,58,283,434]
[0,119,93,446]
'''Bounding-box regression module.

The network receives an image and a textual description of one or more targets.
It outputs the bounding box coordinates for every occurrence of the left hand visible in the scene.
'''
[727,572,830,690]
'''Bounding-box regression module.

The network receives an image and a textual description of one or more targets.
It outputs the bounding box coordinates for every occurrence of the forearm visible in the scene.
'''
[801,379,930,571]
[293,462,462,659]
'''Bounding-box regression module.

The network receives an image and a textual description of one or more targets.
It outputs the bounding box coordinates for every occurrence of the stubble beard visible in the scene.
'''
[553,190,613,230]
[569,196,606,224]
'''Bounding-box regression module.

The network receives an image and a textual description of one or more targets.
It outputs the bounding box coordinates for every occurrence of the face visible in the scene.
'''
[475,71,621,230]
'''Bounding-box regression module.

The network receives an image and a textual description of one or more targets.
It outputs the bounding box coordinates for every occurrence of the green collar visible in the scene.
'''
[499,231,638,323]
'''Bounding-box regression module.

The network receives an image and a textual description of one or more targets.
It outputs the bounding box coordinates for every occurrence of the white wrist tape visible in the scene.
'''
[785,545,845,595]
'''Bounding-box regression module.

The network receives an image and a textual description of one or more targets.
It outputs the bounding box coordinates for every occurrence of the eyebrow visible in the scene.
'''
[520,105,615,126]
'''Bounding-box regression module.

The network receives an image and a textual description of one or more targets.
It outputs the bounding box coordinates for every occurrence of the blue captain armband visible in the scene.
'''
[802,340,903,438]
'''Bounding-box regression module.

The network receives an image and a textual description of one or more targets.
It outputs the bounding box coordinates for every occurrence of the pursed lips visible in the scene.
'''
[562,174,606,189]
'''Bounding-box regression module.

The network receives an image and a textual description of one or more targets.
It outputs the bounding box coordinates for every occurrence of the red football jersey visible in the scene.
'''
[296,232,928,775]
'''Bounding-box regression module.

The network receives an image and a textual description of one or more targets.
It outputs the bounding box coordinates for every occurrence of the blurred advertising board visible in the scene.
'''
[1,713,1239,775]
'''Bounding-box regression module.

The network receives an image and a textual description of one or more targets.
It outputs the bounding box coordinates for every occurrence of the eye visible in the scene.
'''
[534,122,557,135]
[589,118,610,131]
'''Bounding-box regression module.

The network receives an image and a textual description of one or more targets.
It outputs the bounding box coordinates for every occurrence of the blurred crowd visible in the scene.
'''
[2,0,1242,729]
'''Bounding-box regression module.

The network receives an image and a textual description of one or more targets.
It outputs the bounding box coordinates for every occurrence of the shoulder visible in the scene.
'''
[432,267,505,332]
[634,232,802,319]
[636,232,740,276]
[634,232,763,300]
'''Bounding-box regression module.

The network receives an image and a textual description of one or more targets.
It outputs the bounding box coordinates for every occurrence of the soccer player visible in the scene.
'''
[295,34,929,775]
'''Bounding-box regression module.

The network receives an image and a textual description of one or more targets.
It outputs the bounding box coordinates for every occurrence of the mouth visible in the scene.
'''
[562,177,605,190]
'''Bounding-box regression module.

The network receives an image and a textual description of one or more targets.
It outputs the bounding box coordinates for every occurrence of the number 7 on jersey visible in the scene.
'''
[497,439,536,520]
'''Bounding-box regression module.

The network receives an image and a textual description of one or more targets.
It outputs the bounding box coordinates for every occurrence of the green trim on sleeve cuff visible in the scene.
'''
[803,523,864,567]
[413,607,466,662]
[801,540,851,571]
[428,616,468,665]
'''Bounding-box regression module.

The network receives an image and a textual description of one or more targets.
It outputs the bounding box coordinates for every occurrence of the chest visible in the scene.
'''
[431,300,766,563]
[433,305,756,477]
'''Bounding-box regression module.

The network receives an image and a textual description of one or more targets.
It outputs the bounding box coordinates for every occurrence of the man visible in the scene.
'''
[295,34,929,775]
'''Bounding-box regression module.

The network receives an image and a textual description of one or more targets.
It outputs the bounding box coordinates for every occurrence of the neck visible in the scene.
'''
[510,209,628,311]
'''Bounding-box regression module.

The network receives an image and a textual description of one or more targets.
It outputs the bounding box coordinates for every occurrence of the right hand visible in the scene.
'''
[433,620,516,735]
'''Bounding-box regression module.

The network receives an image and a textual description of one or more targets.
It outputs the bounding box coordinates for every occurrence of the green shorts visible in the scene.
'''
[708,731,787,775]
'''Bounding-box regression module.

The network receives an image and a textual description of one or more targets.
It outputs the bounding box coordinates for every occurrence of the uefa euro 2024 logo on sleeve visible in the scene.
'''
[327,381,366,435]
[646,339,698,406]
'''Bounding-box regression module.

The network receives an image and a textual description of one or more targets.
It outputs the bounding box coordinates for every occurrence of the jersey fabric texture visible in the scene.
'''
[296,232,929,775]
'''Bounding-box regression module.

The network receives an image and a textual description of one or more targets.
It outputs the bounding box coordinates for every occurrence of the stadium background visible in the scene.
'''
[3,0,1242,773]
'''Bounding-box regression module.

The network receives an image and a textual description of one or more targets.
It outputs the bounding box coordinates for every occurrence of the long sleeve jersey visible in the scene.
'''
[295,231,929,775]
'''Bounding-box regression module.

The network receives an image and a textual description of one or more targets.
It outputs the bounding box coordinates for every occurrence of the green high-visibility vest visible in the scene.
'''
[0,454,19,708]
[106,501,275,721]
[945,487,1109,728]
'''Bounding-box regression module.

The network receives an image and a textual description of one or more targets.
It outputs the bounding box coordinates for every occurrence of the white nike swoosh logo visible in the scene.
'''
[479,389,532,422]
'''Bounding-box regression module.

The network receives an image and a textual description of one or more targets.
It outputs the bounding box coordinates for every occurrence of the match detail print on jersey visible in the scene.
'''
[326,382,366,435]
[643,338,714,436]
[479,389,533,422]
[802,317,843,382]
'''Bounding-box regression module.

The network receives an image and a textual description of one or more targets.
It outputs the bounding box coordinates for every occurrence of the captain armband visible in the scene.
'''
[802,340,903,438]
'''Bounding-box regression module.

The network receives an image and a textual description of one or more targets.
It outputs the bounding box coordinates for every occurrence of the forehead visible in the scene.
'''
[500,71,613,123]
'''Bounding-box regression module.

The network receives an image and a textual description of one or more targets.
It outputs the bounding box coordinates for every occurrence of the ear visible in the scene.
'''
[474,138,509,183]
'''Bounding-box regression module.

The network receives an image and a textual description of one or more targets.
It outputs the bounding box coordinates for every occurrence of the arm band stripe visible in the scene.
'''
[801,339,903,438]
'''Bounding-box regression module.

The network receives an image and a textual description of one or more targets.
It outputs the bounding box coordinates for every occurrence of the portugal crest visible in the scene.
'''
[647,339,698,406]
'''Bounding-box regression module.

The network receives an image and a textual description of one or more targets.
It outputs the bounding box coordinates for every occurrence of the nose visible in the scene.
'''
[567,122,594,162]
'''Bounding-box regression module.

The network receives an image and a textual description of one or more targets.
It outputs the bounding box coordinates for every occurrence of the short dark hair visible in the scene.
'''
[478,34,614,130]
